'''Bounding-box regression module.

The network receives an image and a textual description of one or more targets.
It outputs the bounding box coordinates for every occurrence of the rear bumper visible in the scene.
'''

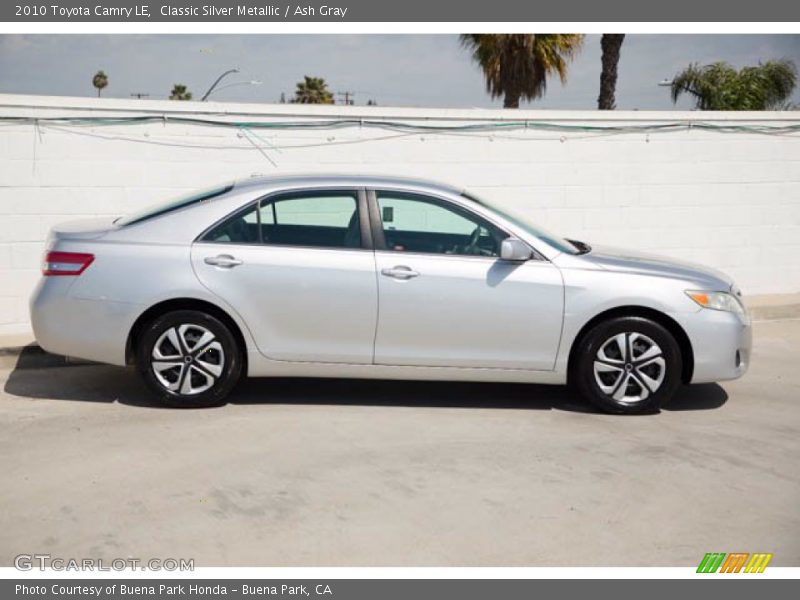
[676,308,752,384]
[29,278,142,366]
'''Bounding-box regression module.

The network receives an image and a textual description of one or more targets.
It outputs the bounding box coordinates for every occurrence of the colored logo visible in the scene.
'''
[697,553,773,573]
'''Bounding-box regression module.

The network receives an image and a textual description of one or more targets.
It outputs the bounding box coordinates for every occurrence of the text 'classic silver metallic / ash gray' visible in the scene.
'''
[30,175,751,413]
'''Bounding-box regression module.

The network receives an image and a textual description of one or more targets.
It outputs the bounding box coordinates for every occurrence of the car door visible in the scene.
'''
[369,189,564,370]
[191,188,378,364]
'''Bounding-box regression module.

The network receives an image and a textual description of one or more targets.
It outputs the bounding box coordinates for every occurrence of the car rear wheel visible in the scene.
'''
[574,316,682,414]
[137,309,243,408]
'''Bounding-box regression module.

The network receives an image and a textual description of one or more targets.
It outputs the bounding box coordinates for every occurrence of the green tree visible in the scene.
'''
[92,70,108,97]
[460,34,584,108]
[670,60,797,110]
[292,76,334,104]
[169,84,193,101]
[598,34,625,109]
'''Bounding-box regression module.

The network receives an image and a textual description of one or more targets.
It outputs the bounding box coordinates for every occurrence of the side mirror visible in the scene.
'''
[500,238,532,262]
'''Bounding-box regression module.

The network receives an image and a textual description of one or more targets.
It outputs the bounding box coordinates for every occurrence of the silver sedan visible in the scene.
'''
[30,175,751,413]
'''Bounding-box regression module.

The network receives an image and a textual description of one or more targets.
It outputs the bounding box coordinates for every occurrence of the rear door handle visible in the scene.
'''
[381,265,420,280]
[204,254,243,268]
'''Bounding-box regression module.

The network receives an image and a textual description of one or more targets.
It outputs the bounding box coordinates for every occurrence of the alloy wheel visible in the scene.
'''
[592,332,666,404]
[151,324,225,395]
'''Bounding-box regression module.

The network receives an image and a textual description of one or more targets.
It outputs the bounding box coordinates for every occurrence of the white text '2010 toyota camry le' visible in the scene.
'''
[30,175,751,413]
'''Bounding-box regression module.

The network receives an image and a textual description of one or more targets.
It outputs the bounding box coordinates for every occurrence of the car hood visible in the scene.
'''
[581,244,734,290]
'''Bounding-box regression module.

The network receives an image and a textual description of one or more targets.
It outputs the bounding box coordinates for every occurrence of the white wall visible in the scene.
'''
[1,94,799,336]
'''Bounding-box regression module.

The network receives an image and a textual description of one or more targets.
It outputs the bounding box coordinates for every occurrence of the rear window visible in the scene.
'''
[115,183,234,227]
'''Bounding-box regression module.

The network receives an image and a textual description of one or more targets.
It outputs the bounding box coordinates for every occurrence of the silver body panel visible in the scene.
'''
[372,251,563,369]
[30,174,751,387]
[192,243,378,364]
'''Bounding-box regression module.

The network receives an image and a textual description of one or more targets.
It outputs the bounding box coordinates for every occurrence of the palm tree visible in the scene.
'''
[460,34,584,108]
[598,34,625,110]
[169,84,193,101]
[292,76,334,104]
[92,70,108,97]
[670,59,797,110]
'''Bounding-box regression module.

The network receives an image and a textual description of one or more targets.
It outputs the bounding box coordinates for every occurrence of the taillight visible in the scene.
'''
[42,251,95,276]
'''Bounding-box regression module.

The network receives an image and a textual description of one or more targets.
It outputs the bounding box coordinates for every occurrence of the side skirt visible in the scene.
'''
[245,351,566,385]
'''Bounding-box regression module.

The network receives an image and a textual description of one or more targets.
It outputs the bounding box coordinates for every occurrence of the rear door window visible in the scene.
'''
[201,190,362,249]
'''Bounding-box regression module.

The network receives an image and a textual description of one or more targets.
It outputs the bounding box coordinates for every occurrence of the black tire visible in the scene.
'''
[574,316,682,414]
[136,309,243,408]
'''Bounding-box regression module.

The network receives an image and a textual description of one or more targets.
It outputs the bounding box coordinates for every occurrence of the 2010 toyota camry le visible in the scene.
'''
[30,174,751,414]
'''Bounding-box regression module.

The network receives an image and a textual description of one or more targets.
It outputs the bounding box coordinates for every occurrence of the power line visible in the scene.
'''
[337,91,355,106]
[2,115,799,136]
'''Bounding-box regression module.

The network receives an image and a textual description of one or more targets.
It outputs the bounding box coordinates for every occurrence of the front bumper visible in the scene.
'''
[675,307,752,384]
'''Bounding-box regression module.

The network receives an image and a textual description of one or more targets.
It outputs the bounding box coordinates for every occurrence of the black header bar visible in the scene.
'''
[4,1,800,22]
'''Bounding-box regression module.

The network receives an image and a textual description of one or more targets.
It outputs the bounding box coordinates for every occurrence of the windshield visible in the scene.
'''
[462,192,581,255]
[115,183,234,227]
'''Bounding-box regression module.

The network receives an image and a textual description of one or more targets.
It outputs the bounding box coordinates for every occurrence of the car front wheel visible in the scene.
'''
[574,316,682,414]
[137,309,243,408]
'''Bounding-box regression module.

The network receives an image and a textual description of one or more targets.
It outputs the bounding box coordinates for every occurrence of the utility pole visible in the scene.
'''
[130,92,149,99]
[337,91,355,106]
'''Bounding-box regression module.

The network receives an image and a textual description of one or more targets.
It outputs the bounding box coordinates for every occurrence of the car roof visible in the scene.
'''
[232,173,464,196]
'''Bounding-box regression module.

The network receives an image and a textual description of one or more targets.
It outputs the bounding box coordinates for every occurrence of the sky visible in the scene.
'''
[0,34,798,109]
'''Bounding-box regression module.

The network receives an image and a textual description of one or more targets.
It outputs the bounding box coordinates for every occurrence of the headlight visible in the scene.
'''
[685,290,746,316]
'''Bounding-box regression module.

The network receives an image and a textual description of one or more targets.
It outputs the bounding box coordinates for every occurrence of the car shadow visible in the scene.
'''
[662,383,729,411]
[3,346,727,413]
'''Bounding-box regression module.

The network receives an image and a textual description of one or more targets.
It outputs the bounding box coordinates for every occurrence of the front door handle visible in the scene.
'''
[204,254,243,268]
[381,265,420,280]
